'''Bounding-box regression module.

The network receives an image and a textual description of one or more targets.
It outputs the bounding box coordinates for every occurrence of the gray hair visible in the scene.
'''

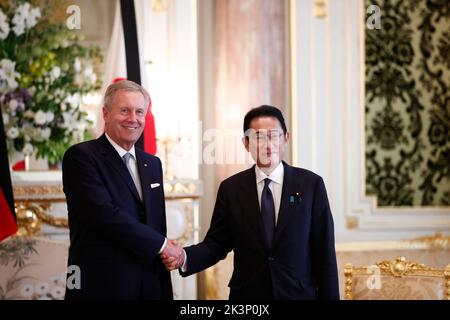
[103,80,150,110]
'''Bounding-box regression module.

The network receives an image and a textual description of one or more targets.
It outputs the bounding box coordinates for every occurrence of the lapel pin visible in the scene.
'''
[144,163,148,167]
[290,192,301,204]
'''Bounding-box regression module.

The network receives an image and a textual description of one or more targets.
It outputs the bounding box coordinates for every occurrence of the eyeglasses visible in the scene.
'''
[247,130,285,144]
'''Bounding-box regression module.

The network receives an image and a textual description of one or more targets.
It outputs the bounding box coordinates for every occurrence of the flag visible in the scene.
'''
[98,0,157,155]
[143,102,157,155]
[0,111,18,242]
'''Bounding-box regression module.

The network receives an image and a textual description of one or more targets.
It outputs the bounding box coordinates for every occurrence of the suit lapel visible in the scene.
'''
[239,166,270,253]
[98,134,141,202]
[273,162,300,246]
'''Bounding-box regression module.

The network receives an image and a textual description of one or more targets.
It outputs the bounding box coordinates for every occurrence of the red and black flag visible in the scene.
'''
[0,111,17,242]
[120,0,156,154]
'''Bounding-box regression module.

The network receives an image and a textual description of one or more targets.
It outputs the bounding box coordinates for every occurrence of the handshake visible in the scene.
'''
[160,239,185,271]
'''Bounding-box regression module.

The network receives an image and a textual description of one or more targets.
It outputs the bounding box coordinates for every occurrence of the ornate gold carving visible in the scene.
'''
[374,257,442,277]
[344,263,354,300]
[344,257,450,300]
[13,180,200,244]
[404,232,450,250]
[445,265,450,300]
[13,185,64,198]
[15,203,42,237]
[15,202,68,236]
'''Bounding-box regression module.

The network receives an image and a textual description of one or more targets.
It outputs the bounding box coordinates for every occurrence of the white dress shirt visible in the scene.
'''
[105,133,166,253]
[255,162,284,225]
[105,133,143,199]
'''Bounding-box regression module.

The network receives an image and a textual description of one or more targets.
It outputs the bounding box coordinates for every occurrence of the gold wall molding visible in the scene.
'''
[13,185,65,200]
[403,232,450,250]
[12,179,202,239]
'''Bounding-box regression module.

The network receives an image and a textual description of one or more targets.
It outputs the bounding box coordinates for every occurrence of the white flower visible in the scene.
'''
[46,111,54,122]
[83,66,97,84]
[50,286,65,300]
[20,284,34,298]
[64,93,80,110]
[49,274,65,286]
[16,2,31,17]
[74,58,81,72]
[8,99,18,111]
[0,59,20,92]
[7,127,19,139]
[55,89,64,97]
[22,142,33,155]
[28,86,36,95]
[34,110,47,125]
[0,58,15,71]
[11,12,25,36]
[0,9,10,40]
[41,127,51,139]
[2,113,9,125]
[28,7,41,28]
[50,66,61,80]
[5,77,18,90]
[61,112,73,128]
[34,281,50,295]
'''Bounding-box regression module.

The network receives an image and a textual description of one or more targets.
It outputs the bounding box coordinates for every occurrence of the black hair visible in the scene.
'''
[243,105,287,135]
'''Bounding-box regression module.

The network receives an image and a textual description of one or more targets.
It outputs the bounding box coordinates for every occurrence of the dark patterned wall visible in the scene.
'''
[365,0,449,206]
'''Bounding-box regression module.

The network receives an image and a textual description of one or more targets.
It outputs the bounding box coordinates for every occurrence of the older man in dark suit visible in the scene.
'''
[162,105,339,300]
[63,80,182,299]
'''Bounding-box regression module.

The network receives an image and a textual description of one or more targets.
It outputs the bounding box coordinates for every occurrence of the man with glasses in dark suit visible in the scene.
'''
[162,105,339,300]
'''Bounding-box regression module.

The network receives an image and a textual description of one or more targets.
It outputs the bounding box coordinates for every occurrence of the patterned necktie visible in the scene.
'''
[261,178,276,248]
[122,152,141,199]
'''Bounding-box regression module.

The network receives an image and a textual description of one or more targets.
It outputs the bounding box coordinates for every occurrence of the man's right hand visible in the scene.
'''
[160,240,184,271]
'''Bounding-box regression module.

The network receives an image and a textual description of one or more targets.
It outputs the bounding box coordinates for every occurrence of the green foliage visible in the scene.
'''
[0,1,102,164]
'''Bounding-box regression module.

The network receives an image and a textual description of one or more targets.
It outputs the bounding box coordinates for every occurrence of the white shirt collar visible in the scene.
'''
[105,133,136,159]
[255,162,284,185]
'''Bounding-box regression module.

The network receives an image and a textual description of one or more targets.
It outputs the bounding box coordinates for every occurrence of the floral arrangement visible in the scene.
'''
[0,1,101,165]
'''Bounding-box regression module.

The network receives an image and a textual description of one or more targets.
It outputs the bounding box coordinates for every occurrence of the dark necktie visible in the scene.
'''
[123,152,142,199]
[261,178,275,248]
